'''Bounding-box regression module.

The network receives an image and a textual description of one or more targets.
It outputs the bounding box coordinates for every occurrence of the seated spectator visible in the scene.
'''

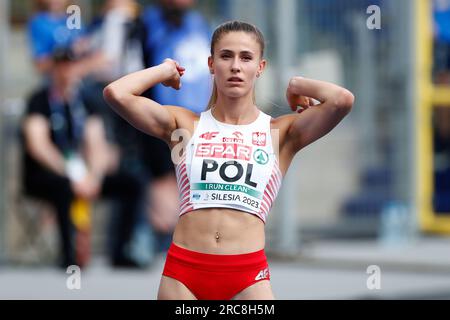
[21,47,145,268]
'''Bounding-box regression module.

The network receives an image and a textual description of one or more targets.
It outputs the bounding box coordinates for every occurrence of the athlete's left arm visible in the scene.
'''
[284,76,354,154]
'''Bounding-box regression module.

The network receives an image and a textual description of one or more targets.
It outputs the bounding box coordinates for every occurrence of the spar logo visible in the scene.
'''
[252,132,266,146]
[196,143,252,161]
[199,131,219,140]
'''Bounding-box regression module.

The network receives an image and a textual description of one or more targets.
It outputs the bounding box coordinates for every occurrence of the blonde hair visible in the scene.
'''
[207,21,265,110]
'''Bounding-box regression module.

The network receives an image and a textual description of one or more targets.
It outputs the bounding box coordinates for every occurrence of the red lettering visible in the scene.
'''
[195,143,252,161]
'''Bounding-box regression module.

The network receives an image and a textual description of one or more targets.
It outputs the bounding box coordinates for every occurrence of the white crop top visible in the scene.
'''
[175,108,283,223]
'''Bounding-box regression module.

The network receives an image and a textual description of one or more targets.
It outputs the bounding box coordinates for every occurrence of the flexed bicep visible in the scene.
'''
[282,77,354,154]
[103,60,186,143]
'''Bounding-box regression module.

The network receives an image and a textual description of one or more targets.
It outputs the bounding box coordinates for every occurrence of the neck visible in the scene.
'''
[51,84,75,103]
[213,94,259,125]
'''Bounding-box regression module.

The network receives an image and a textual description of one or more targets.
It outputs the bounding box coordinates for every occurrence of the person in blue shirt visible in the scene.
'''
[28,0,106,77]
[28,0,83,73]
[141,0,212,114]
[139,0,212,253]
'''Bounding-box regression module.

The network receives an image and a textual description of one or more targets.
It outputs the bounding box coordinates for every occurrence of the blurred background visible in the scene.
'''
[1,0,450,299]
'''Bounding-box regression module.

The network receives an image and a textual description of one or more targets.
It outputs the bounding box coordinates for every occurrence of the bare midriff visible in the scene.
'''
[172,208,265,255]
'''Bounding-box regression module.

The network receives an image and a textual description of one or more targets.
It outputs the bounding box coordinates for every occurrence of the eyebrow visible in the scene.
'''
[219,49,255,55]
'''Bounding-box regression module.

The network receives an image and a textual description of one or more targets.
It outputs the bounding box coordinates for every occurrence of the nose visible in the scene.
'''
[231,57,241,73]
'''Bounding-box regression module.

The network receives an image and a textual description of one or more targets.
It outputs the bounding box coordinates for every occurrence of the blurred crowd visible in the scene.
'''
[21,0,211,269]
[14,0,450,270]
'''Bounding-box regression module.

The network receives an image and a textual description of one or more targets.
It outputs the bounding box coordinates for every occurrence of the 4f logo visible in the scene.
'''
[199,132,219,140]
[252,132,266,146]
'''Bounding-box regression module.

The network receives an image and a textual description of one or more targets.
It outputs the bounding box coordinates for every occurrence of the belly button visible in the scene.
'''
[215,231,220,242]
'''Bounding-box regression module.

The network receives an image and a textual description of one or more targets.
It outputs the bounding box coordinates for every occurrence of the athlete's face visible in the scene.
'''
[208,32,266,99]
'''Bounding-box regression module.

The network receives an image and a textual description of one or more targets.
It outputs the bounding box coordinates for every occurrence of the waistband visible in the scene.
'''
[166,242,268,272]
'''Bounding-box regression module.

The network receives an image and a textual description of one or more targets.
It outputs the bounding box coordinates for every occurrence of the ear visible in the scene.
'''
[258,59,267,76]
[208,56,214,74]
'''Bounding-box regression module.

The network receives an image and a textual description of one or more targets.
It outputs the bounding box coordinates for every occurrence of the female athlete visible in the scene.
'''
[104,21,354,300]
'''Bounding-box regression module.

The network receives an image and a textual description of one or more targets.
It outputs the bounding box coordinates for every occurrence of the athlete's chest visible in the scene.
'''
[187,125,277,199]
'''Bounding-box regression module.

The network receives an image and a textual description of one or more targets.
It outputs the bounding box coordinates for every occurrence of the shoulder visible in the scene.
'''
[26,88,50,115]
[23,89,51,132]
[28,86,48,101]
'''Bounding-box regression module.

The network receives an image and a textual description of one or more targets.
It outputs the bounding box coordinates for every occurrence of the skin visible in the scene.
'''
[104,31,354,300]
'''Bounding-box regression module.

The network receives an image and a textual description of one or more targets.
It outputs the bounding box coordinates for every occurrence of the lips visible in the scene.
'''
[227,77,244,82]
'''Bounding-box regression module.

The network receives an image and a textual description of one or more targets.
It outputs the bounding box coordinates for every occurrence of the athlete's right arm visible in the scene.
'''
[103,59,185,144]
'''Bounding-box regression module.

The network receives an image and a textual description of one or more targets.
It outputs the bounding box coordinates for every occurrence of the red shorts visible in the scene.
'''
[162,242,270,300]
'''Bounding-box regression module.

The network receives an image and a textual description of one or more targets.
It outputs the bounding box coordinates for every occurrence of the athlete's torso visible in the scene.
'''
[172,208,266,254]
[169,112,281,254]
